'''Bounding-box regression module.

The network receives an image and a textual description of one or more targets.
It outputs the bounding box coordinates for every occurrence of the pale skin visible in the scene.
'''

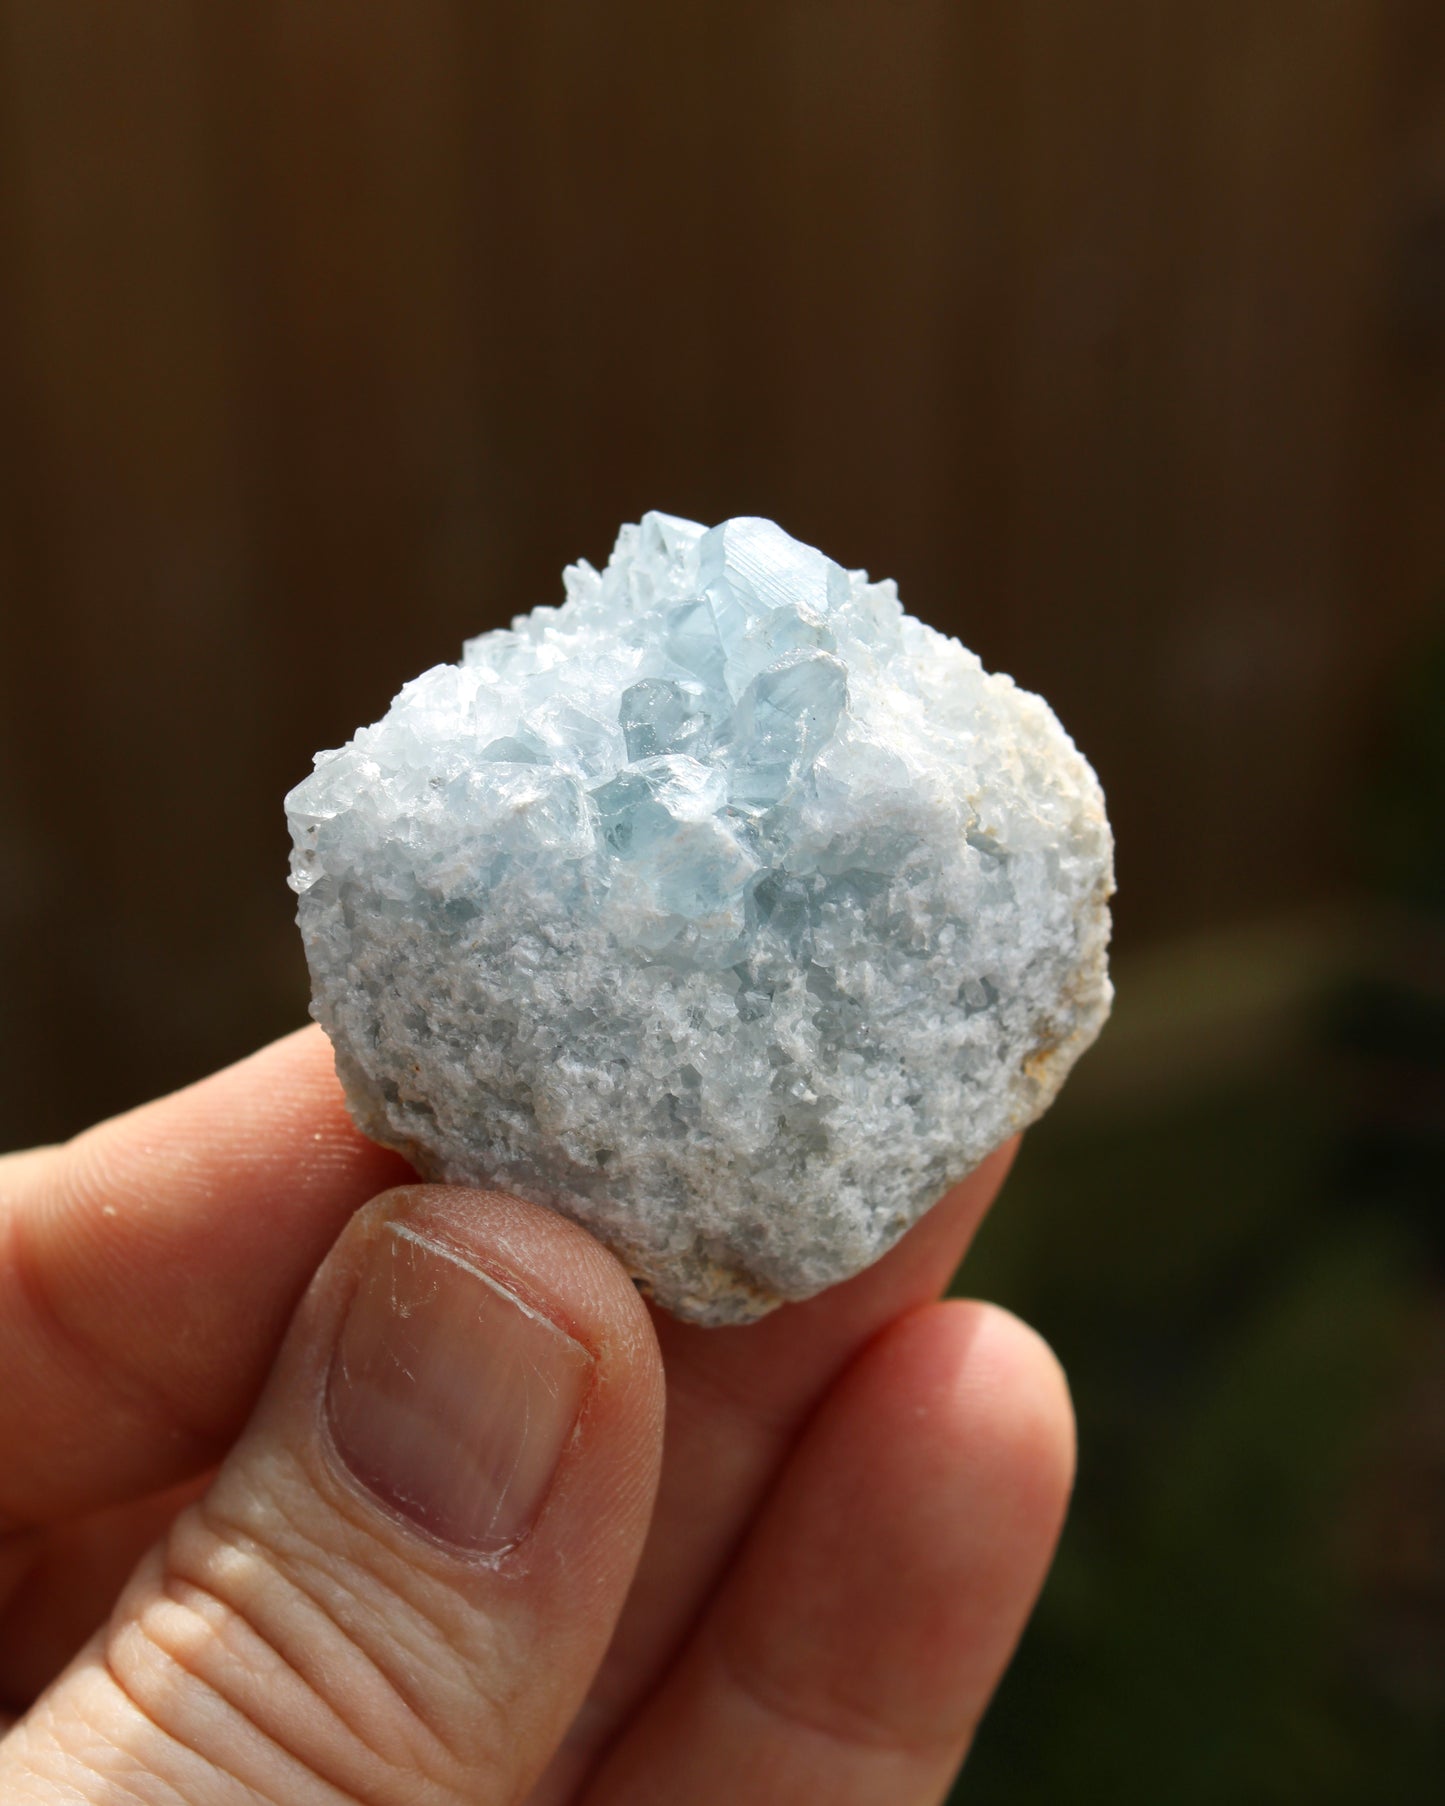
[0,1026,1074,1803]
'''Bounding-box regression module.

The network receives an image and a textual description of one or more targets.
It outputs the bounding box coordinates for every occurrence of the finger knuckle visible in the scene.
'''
[102,1490,494,1805]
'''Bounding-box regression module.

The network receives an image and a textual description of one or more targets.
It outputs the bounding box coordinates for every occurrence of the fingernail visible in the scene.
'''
[326,1222,594,1551]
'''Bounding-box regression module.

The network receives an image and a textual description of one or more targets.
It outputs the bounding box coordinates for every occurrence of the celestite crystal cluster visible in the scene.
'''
[287,514,1114,1323]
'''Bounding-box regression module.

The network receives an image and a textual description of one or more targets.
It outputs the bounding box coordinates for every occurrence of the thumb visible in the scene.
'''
[1,1185,665,1805]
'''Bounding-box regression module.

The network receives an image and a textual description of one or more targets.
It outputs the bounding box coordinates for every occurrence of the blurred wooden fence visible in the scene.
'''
[1,0,1442,1144]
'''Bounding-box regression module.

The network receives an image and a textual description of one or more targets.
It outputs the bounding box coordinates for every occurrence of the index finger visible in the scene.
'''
[0,1026,412,1530]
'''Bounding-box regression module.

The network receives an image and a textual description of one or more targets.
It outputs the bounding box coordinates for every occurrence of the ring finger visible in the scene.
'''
[583,1300,1075,1805]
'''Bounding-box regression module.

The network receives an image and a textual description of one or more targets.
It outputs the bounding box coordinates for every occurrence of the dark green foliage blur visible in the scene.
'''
[952,635,1445,1802]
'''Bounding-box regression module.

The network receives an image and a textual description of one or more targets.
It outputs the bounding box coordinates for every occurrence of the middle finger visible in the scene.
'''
[526,1137,1017,1804]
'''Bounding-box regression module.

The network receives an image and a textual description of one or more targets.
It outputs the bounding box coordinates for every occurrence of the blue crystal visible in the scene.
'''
[286,511,1115,1325]
[480,734,542,763]
[726,651,848,808]
[698,516,848,622]
[619,679,713,761]
[590,761,685,856]
[696,517,848,696]
[664,599,729,693]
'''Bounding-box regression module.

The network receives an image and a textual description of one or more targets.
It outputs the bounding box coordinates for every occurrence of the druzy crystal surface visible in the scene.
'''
[287,515,1114,1323]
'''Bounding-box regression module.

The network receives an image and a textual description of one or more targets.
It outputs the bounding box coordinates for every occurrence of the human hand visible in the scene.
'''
[0,1027,1073,1803]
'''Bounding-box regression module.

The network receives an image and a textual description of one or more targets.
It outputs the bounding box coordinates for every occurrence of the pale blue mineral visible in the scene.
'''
[286,515,1114,1323]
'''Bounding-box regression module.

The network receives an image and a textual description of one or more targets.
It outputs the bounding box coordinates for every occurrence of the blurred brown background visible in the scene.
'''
[1,3,1442,1799]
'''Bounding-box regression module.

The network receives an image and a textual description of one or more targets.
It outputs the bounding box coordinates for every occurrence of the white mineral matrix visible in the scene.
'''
[287,514,1114,1323]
